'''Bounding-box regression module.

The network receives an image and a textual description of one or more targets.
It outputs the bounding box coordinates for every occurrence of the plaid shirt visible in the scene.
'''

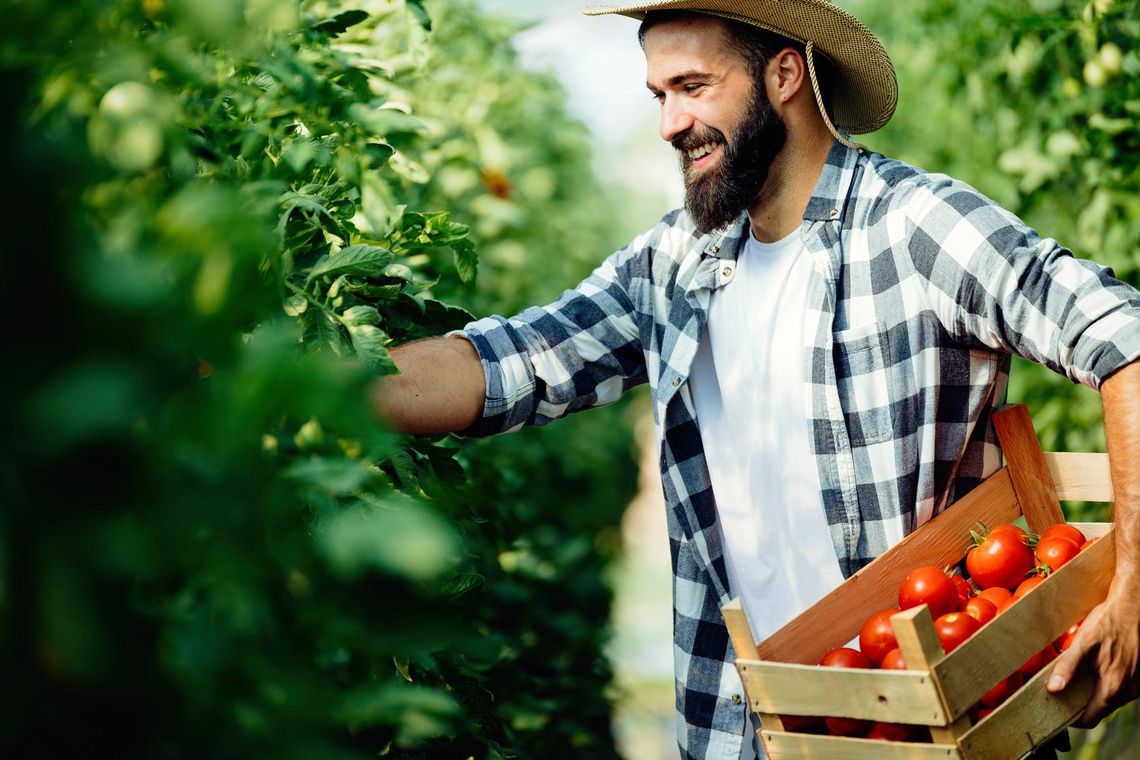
[458,141,1140,759]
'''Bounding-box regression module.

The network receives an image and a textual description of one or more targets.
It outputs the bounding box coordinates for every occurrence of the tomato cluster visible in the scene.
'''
[784,522,1093,741]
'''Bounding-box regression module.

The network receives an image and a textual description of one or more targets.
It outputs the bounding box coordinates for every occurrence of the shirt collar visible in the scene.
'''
[697,139,861,259]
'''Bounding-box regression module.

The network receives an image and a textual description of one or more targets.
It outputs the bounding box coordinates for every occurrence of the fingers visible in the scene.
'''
[1046,633,1087,694]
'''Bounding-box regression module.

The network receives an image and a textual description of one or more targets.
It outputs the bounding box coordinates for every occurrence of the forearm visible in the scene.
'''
[369,335,486,435]
[1102,361,1140,591]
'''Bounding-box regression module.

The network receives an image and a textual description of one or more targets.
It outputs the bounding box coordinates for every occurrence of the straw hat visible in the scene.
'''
[582,0,897,136]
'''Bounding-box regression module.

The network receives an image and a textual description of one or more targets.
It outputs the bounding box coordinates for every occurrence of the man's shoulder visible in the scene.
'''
[857,150,1000,216]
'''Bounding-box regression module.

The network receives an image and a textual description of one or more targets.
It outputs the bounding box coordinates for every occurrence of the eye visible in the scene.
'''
[683,82,705,93]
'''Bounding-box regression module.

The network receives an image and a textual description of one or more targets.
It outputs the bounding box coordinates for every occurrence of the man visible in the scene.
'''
[373,1,1140,758]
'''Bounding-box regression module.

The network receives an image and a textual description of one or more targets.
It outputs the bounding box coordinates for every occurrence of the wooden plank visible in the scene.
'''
[956,657,1095,760]
[935,527,1115,719]
[736,660,947,725]
[992,405,1065,533]
[722,597,758,660]
[891,606,970,744]
[722,598,786,732]
[1044,452,1114,503]
[757,470,1021,665]
[761,730,960,759]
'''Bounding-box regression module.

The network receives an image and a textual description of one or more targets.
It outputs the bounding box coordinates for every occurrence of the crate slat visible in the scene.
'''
[956,661,1095,759]
[1044,452,1113,502]
[755,469,1021,665]
[993,405,1066,533]
[759,730,960,759]
[737,660,947,724]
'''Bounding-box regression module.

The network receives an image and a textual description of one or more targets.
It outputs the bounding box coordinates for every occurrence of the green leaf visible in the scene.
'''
[307,244,394,281]
[317,496,459,580]
[283,293,308,316]
[348,324,395,373]
[313,10,369,36]
[337,682,459,742]
[406,0,432,31]
[341,305,380,326]
[452,238,477,285]
[285,457,376,495]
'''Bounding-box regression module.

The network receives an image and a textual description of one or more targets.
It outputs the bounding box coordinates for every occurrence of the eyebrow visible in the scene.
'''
[646,69,713,92]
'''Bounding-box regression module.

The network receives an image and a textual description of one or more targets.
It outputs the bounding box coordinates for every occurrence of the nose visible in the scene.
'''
[659,94,694,144]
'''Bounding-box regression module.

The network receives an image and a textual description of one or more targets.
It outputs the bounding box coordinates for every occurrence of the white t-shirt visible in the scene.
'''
[689,228,846,760]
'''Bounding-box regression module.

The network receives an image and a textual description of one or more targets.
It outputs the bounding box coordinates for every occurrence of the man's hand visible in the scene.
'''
[1046,360,1140,725]
[1046,577,1140,725]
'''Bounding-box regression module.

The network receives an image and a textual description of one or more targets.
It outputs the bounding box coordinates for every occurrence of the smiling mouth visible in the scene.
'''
[685,142,721,171]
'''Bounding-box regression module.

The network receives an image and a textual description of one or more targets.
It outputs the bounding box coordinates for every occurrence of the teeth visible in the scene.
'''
[687,143,715,160]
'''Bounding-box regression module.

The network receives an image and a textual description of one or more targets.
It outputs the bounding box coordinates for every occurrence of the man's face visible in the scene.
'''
[643,16,787,233]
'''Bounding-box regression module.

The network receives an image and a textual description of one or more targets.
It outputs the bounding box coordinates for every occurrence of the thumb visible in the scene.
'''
[1047,638,1087,693]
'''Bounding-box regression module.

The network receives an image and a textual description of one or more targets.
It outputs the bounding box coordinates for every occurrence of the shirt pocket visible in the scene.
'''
[834,321,915,446]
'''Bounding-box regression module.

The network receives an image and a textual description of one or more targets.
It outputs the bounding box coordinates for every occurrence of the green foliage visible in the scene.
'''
[1,1,634,757]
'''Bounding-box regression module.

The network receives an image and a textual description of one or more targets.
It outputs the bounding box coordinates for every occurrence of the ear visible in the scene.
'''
[768,47,807,105]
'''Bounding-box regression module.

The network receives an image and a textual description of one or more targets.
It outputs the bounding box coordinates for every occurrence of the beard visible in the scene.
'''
[675,83,786,234]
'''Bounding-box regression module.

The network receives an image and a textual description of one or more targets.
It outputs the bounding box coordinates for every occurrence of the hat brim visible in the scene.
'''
[582,0,897,135]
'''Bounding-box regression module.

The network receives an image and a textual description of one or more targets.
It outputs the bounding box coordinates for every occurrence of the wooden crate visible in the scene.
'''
[722,404,1117,759]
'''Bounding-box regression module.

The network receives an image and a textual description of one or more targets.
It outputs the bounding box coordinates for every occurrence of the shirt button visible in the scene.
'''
[722,266,733,278]
[829,208,839,218]
[710,244,720,254]
[731,693,743,705]
[671,376,681,387]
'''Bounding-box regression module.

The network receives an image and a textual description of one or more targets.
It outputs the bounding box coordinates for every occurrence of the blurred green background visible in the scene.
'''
[1,0,1137,758]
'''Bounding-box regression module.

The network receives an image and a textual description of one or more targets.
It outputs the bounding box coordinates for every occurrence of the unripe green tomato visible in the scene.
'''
[1098,42,1123,76]
[1084,59,1108,88]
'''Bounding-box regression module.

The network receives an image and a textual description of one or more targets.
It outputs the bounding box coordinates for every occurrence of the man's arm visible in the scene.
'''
[1046,360,1140,725]
[369,335,485,435]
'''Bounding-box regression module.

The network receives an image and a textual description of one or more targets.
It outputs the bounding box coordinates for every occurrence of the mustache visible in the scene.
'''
[673,127,727,155]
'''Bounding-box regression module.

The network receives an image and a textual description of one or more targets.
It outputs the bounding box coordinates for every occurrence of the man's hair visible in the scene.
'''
[637,10,833,113]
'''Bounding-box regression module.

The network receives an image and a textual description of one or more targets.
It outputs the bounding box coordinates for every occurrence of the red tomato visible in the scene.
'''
[966,529,1035,590]
[980,671,1024,708]
[1060,626,1081,652]
[964,597,997,625]
[934,612,981,653]
[820,647,872,669]
[880,648,907,670]
[1080,536,1100,551]
[898,566,961,618]
[977,707,995,721]
[989,523,1027,540]
[1013,575,1046,598]
[976,586,1012,607]
[1040,523,1086,547]
[859,609,901,667]
[951,573,973,606]
[867,721,914,741]
[819,647,872,736]
[1035,536,1080,573]
[779,714,824,733]
[1054,620,1083,650]
[1019,644,1058,677]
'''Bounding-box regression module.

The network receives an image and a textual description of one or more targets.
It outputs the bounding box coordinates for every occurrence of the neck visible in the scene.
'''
[746,121,835,244]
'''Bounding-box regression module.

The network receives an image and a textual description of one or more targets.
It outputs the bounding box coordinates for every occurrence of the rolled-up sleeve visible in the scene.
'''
[453,246,649,437]
[903,176,1140,388]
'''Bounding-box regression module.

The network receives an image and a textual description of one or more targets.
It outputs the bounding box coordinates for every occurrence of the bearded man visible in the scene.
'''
[372,2,1140,758]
